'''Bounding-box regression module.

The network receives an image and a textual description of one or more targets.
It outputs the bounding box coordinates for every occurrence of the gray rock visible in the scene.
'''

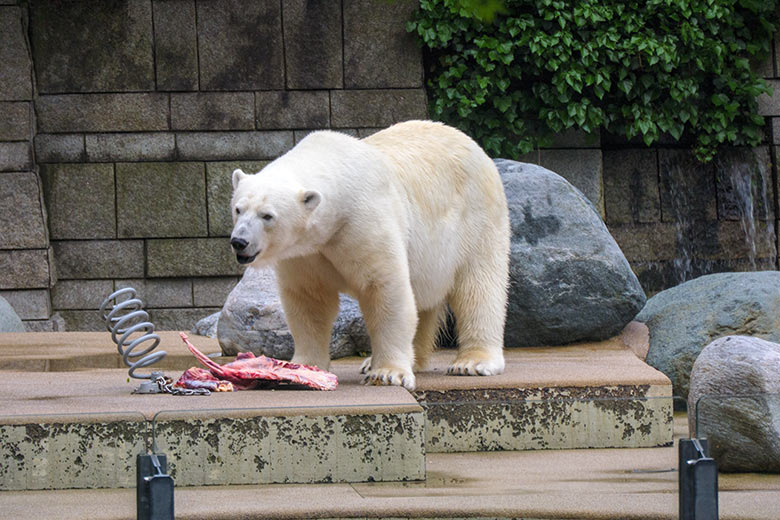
[637,271,780,399]
[192,311,220,338]
[0,295,24,332]
[688,336,780,472]
[217,267,370,360]
[495,159,646,348]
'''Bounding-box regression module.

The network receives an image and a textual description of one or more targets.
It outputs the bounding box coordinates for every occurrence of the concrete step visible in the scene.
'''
[0,324,672,491]
[0,333,425,490]
[1,418,779,520]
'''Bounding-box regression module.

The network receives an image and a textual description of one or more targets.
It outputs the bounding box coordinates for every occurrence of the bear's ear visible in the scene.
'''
[232,168,247,190]
[302,190,322,210]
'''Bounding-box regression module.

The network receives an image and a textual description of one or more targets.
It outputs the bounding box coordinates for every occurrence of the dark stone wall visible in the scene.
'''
[0,0,778,329]
[1,0,426,330]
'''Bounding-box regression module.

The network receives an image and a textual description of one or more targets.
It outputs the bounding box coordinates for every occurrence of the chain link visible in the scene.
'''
[153,375,211,396]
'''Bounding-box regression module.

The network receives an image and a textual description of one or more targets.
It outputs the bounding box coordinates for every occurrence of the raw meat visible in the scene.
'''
[174,367,234,392]
[179,333,338,391]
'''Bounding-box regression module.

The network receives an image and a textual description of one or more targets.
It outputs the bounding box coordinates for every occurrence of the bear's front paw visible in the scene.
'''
[363,366,416,391]
[359,356,372,374]
[447,351,505,376]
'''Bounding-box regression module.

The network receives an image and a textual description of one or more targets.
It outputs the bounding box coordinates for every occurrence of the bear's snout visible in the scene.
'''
[231,237,258,264]
[231,237,248,252]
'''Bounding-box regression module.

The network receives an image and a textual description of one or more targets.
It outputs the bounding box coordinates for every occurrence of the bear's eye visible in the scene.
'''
[261,213,274,222]
[235,207,240,215]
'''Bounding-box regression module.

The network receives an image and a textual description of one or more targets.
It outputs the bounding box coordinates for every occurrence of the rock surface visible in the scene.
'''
[496,159,646,348]
[637,271,780,399]
[0,296,24,332]
[192,311,219,338]
[217,267,370,360]
[688,335,780,472]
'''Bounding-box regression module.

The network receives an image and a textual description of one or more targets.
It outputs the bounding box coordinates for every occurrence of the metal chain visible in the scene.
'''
[153,375,211,396]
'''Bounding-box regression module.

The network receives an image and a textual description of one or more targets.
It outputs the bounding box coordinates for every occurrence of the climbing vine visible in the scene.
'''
[409,0,777,161]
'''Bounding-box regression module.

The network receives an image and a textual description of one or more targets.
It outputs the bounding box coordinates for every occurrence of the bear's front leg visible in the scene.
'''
[277,260,340,370]
[357,277,418,391]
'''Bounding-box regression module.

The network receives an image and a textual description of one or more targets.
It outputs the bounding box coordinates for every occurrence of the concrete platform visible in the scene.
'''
[1,416,778,520]
[0,324,672,490]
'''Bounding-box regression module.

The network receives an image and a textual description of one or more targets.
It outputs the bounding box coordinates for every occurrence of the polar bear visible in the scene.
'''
[229,120,509,390]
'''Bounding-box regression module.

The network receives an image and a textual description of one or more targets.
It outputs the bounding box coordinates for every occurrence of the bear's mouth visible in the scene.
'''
[236,253,258,264]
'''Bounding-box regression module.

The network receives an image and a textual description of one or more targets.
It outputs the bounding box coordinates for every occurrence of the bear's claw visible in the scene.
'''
[362,366,415,391]
[359,356,372,374]
[447,355,505,376]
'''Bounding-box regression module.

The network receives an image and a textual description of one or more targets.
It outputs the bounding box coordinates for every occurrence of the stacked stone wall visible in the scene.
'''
[0,0,778,330]
[2,0,426,331]
[0,3,57,330]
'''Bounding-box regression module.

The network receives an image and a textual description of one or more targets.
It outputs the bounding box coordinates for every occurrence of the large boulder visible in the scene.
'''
[0,296,24,332]
[496,159,646,347]
[637,271,780,399]
[217,267,370,360]
[688,335,780,472]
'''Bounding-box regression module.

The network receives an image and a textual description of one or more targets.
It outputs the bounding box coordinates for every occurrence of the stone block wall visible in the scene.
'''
[0,4,58,330]
[1,0,427,330]
[1,0,778,329]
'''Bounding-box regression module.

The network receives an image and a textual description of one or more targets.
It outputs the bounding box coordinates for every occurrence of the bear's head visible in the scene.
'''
[229,168,322,265]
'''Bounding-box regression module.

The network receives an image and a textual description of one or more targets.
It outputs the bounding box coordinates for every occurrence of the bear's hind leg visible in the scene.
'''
[448,260,507,376]
[412,304,446,371]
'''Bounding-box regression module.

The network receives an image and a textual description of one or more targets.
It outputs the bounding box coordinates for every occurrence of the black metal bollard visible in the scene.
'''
[137,453,174,520]
[679,438,718,520]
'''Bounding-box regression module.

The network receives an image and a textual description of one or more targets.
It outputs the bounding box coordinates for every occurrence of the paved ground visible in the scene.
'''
[1,328,777,518]
[1,415,778,520]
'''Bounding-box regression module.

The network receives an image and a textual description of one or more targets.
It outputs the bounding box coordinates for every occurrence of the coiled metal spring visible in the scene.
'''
[99,287,167,382]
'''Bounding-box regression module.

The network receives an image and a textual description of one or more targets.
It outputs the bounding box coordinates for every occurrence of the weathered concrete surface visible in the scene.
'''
[0,326,669,489]
[1,415,779,520]
[0,332,423,490]
[410,323,671,452]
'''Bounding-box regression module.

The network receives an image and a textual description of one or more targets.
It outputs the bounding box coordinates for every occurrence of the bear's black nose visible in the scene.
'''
[231,237,248,251]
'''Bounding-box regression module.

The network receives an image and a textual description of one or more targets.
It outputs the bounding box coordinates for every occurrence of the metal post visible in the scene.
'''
[137,453,174,520]
[679,438,718,520]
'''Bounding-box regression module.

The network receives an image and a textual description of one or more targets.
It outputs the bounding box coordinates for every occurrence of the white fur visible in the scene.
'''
[230,121,510,390]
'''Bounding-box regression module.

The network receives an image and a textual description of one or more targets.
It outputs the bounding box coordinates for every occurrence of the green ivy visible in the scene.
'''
[408,0,777,161]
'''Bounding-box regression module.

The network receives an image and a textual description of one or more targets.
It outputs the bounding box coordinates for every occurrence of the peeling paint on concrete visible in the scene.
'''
[0,420,146,490]
[152,411,426,487]
[1,409,425,490]
[415,385,673,453]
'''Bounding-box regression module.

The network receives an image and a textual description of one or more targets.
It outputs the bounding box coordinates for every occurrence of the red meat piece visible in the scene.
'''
[179,333,338,391]
[174,367,234,392]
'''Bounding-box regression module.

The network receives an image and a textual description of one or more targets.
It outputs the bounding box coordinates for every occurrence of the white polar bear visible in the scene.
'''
[229,120,509,390]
